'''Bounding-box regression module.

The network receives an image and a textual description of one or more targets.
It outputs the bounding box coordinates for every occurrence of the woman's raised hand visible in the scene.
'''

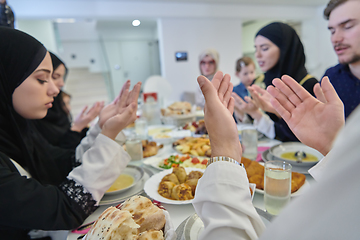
[71,101,104,132]
[100,80,141,140]
[248,85,279,117]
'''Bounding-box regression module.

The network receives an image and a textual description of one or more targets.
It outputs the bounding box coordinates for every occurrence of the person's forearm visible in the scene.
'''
[248,109,263,121]
[71,124,86,133]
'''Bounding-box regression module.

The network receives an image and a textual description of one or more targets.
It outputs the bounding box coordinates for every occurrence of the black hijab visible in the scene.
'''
[0,27,74,185]
[256,22,308,87]
[33,52,72,146]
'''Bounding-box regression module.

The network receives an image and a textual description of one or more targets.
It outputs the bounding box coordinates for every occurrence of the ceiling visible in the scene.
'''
[71,0,329,7]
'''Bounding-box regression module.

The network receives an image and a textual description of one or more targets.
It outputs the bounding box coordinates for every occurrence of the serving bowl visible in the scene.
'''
[269,142,323,167]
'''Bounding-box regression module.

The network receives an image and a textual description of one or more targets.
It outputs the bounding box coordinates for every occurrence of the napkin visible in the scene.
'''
[256,146,270,162]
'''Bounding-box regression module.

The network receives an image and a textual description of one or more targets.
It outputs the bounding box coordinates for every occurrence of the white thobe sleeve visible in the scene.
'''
[192,162,266,240]
[68,133,131,204]
[75,123,126,161]
[253,114,275,139]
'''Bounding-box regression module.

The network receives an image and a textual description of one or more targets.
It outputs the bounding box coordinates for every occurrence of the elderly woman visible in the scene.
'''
[195,48,219,108]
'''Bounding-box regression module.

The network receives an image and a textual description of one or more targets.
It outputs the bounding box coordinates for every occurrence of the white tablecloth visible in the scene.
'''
[67,132,315,240]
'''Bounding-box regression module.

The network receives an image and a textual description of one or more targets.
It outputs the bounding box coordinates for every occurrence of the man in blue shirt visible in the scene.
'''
[323,0,360,119]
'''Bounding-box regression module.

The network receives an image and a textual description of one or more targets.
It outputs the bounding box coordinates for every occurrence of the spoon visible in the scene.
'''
[294,151,306,163]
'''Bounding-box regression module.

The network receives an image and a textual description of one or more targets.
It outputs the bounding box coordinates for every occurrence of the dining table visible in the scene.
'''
[67,124,316,240]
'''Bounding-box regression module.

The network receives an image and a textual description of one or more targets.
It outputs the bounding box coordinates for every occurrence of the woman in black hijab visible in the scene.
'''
[32,52,103,148]
[233,22,318,142]
[0,27,140,239]
[254,22,318,93]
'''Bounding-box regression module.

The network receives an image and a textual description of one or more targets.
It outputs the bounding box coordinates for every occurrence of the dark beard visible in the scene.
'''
[339,54,360,65]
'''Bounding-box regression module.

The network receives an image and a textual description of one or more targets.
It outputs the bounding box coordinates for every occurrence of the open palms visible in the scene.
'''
[267,75,344,155]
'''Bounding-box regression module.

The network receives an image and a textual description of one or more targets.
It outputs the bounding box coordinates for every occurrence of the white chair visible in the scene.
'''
[143,75,173,107]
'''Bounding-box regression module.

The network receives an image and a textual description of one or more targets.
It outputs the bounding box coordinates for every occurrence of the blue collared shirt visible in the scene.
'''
[233,82,249,100]
[323,64,360,119]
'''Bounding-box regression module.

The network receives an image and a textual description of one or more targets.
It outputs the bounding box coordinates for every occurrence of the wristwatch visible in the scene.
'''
[207,156,244,168]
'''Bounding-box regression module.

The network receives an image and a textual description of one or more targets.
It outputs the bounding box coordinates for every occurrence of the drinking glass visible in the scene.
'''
[142,102,161,125]
[125,138,143,161]
[264,160,292,215]
[135,118,148,140]
[241,128,258,160]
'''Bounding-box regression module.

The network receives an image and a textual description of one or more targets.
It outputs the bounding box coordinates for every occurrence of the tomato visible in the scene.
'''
[172,163,179,168]
[201,159,208,165]
[191,158,200,164]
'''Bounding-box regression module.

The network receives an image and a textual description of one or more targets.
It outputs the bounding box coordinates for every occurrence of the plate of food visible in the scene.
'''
[144,167,205,205]
[148,125,177,138]
[99,167,153,206]
[104,165,144,196]
[143,153,208,171]
[161,102,197,127]
[262,149,311,174]
[182,119,207,135]
[241,157,309,197]
[172,136,211,157]
[141,139,165,158]
[269,142,323,167]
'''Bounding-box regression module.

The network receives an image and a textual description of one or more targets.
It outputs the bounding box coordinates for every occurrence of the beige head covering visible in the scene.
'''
[198,48,219,77]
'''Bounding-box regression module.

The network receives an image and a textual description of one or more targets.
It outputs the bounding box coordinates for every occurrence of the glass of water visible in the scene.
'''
[135,118,148,140]
[264,160,292,215]
[125,137,143,162]
[241,128,258,160]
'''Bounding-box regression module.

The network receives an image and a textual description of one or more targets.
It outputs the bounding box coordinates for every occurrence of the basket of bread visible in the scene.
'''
[84,195,175,240]
[161,101,196,127]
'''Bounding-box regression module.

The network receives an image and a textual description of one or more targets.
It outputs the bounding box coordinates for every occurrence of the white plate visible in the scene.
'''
[262,149,310,174]
[177,209,272,240]
[99,167,153,206]
[269,142,323,167]
[148,125,177,137]
[143,153,208,171]
[144,168,205,204]
[105,165,144,196]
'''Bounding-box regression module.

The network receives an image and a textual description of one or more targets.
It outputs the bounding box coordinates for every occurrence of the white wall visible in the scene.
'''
[242,20,273,55]
[56,21,106,73]
[17,20,58,53]
[158,17,243,102]
[12,0,338,101]
[302,6,338,79]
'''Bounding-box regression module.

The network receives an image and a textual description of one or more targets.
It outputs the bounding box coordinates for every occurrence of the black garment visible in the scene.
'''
[0,27,97,239]
[255,22,319,142]
[0,152,95,240]
[32,91,87,149]
[0,2,14,28]
[33,52,87,149]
